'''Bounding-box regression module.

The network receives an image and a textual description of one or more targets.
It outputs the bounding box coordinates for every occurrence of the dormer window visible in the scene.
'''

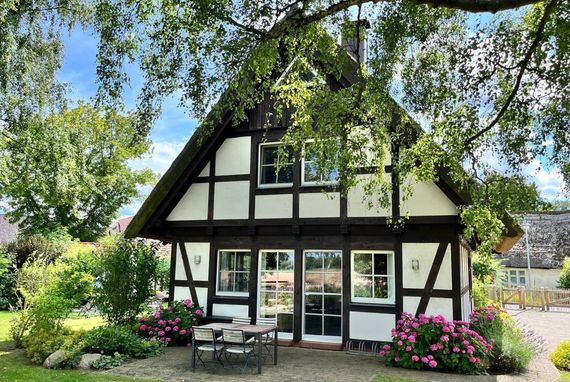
[258,143,294,188]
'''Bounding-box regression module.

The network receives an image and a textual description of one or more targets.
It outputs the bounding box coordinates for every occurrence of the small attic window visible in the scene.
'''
[258,143,294,188]
[274,57,324,88]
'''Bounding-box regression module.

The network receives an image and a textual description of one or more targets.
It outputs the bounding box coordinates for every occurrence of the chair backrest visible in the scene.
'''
[193,327,215,342]
[222,328,245,345]
[232,317,251,325]
[256,317,277,327]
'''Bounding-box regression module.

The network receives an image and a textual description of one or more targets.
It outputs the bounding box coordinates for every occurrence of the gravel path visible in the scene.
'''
[506,308,570,353]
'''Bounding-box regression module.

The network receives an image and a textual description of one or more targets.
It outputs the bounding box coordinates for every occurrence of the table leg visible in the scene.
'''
[192,339,196,369]
[257,332,262,374]
[274,329,278,365]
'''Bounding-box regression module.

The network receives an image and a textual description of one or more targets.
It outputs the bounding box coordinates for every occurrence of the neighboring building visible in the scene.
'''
[111,216,171,258]
[124,41,521,347]
[495,211,569,289]
[0,215,18,243]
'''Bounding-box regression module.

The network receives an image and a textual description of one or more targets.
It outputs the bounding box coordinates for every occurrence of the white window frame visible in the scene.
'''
[257,249,295,339]
[257,142,294,189]
[506,269,528,288]
[350,250,395,305]
[301,140,340,187]
[216,249,251,297]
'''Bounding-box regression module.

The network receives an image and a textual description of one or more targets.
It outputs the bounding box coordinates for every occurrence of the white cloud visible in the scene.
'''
[522,159,566,200]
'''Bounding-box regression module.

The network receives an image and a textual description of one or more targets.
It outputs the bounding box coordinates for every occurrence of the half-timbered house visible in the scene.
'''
[125,42,522,348]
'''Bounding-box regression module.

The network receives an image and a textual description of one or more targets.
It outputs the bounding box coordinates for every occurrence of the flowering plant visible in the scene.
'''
[136,299,204,345]
[380,312,492,374]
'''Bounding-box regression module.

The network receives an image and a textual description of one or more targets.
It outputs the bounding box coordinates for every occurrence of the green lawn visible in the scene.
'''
[0,311,158,382]
[559,370,570,382]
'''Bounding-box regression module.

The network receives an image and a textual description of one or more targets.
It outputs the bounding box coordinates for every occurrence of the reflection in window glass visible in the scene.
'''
[259,145,294,186]
[259,250,294,334]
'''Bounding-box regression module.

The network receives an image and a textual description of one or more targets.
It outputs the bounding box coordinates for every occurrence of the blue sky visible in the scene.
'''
[58,26,566,219]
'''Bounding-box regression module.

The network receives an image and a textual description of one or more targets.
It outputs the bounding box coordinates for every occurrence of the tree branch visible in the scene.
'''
[464,0,556,147]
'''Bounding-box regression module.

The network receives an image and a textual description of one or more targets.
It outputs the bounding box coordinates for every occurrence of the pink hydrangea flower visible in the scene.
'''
[173,326,179,331]
[411,355,420,362]
[158,331,165,337]
[175,317,181,323]
[179,329,187,335]
[453,346,460,353]
[165,337,172,342]
[158,320,166,326]
[421,357,429,363]
[397,340,403,347]
[428,360,437,368]
[196,309,203,316]
[394,356,401,362]
[405,346,412,352]
[440,335,449,342]
[379,350,386,357]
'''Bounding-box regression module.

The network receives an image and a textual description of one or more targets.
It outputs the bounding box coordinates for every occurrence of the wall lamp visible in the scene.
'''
[411,259,420,270]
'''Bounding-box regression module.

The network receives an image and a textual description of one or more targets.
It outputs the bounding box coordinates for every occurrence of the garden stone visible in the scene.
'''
[43,350,66,368]
[77,353,102,370]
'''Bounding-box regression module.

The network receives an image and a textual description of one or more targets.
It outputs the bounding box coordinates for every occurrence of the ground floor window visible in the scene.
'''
[351,251,395,304]
[217,250,251,296]
[505,269,527,288]
[258,250,294,335]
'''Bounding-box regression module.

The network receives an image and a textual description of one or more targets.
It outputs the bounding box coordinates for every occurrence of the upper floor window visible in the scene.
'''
[351,251,395,304]
[217,250,251,296]
[258,143,294,187]
[301,143,339,186]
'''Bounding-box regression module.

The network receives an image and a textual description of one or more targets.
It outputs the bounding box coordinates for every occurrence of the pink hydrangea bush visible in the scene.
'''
[380,312,492,374]
[137,299,204,345]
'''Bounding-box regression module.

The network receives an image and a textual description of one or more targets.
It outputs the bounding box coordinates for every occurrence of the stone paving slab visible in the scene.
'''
[106,346,560,382]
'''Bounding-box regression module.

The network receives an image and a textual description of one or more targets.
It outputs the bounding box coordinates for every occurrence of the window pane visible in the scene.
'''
[261,165,277,184]
[219,252,234,271]
[303,161,319,182]
[324,295,341,315]
[324,316,341,336]
[276,292,294,314]
[259,292,276,318]
[374,253,388,275]
[261,252,278,271]
[261,146,278,165]
[305,314,322,335]
[305,295,322,314]
[278,313,293,333]
[305,272,322,293]
[324,252,341,271]
[278,164,294,183]
[278,251,294,271]
[279,272,295,292]
[353,275,373,298]
[354,253,372,274]
[235,252,250,271]
[235,272,249,292]
[260,271,277,291]
[218,271,232,292]
[324,273,341,294]
[305,252,322,271]
[374,277,389,299]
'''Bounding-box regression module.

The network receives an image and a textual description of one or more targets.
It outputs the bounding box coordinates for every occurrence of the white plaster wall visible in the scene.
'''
[402,243,452,290]
[461,291,472,322]
[400,177,458,217]
[175,243,210,281]
[349,312,395,342]
[460,246,470,289]
[166,183,209,221]
[347,174,392,218]
[215,137,251,176]
[174,287,209,315]
[198,162,210,177]
[255,194,293,219]
[212,304,249,318]
[403,296,454,320]
[213,181,249,219]
[299,192,340,218]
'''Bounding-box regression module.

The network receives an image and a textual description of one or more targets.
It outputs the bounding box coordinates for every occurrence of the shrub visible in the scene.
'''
[558,257,570,289]
[94,236,159,325]
[4,235,66,268]
[90,353,129,370]
[82,325,163,358]
[472,278,491,308]
[470,305,534,373]
[137,299,204,345]
[22,328,67,364]
[550,341,570,370]
[0,249,17,309]
[381,312,492,374]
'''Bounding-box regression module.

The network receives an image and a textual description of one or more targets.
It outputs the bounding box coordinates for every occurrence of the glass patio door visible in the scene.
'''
[258,250,295,338]
[303,250,342,342]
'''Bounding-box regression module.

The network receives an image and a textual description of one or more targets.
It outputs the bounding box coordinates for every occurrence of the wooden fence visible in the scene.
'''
[486,286,570,311]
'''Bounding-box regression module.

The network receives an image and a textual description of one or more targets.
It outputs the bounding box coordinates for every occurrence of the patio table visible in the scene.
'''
[192,322,278,374]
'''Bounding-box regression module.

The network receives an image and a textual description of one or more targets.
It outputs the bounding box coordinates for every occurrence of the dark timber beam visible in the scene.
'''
[415,242,449,316]
[179,243,200,306]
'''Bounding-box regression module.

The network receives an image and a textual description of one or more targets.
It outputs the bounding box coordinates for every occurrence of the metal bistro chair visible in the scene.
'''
[231,317,256,344]
[191,327,224,369]
[256,317,277,361]
[222,328,256,372]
